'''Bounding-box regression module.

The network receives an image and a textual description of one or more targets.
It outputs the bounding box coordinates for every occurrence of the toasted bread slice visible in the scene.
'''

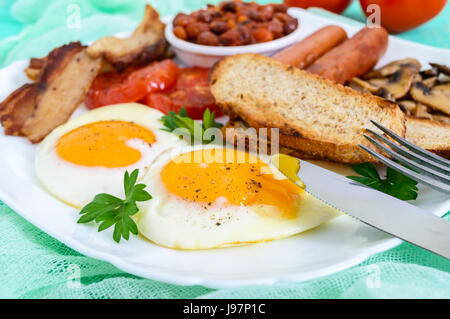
[406,117,450,159]
[210,53,406,164]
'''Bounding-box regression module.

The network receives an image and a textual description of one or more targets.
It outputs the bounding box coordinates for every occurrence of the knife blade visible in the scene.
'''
[296,160,450,259]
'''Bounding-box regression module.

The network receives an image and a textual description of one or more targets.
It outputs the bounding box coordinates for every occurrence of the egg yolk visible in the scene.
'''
[160,149,303,218]
[56,121,156,168]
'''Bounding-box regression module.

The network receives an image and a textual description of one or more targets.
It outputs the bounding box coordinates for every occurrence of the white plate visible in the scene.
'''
[0,9,449,289]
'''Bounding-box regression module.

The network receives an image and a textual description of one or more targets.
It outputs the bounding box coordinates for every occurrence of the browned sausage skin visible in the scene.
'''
[306,26,389,84]
[272,25,348,69]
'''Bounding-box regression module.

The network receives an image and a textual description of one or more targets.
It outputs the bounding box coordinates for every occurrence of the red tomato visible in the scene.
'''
[283,0,352,14]
[144,93,179,114]
[144,67,223,119]
[85,60,180,109]
[360,0,447,33]
[172,67,210,91]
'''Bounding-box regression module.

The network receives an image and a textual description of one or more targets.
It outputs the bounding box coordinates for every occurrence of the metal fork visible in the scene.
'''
[358,120,450,195]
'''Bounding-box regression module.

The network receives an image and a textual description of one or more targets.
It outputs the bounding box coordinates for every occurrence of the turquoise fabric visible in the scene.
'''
[0,0,449,299]
[0,0,22,41]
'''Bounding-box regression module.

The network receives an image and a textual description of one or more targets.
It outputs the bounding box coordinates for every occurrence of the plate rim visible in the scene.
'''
[0,185,404,288]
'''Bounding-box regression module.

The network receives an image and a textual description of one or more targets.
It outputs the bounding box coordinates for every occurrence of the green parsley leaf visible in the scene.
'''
[384,167,419,200]
[203,108,223,130]
[351,162,380,180]
[77,169,152,243]
[160,107,223,145]
[347,162,419,201]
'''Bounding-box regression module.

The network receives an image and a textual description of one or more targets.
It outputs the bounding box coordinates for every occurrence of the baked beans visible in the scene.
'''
[172,1,298,46]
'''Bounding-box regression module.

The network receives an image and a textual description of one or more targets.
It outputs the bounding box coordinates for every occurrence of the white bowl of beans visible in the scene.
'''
[165,1,303,68]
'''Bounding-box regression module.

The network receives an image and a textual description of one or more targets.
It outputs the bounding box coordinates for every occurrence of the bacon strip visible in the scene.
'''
[0,42,102,143]
[24,57,46,80]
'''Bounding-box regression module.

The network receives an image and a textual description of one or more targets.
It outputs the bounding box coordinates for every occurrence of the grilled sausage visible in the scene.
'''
[272,25,347,69]
[306,26,389,84]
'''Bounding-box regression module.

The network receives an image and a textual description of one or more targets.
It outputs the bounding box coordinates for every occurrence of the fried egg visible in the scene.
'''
[35,103,186,208]
[138,145,340,250]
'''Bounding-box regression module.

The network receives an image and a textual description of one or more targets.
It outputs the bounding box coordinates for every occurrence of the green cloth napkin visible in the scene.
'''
[0,0,449,299]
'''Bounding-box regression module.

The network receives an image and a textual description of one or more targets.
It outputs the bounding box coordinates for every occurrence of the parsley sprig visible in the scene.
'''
[347,163,419,201]
[77,169,152,243]
[161,108,223,144]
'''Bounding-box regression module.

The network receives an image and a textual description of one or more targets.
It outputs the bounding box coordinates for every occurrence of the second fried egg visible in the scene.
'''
[138,145,340,249]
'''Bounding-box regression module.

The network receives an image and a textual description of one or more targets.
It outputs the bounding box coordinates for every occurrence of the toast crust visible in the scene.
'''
[222,119,380,163]
[223,117,450,161]
[210,53,406,164]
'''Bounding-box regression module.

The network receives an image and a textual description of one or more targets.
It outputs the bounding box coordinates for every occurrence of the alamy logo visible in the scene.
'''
[366,4,381,28]
[66,4,81,29]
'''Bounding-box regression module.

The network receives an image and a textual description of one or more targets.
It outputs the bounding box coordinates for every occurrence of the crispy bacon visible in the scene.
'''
[86,5,169,72]
[0,83,42,136]
[0,42,102,143]
[24,57,46,80]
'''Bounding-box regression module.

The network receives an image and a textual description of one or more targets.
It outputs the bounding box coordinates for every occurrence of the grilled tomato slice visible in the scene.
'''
[85,60,180,109]
[144,67,223,119]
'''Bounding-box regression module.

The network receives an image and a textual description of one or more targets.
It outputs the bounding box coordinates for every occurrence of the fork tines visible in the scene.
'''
[359,120,450,194]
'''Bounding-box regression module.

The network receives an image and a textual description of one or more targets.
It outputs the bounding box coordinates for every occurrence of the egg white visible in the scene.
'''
[138,145,340,250]
[35,103,187,208]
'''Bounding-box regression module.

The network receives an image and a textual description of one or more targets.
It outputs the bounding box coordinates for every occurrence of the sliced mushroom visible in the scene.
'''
[422,76,438,87]
[352,59,450,124]
[397,100,417,116]
[350,78,395,101]
[414,103,433,119]
[349,81,370,94]
[438,74,450,84]
[350,77,379,93]
[421,67,439,78]
[376,87,395,101]
[368,66,417,100]
[413,73,423,83]
[410,82,450,116]
[363,58,421,79]
[430,63,450,76]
